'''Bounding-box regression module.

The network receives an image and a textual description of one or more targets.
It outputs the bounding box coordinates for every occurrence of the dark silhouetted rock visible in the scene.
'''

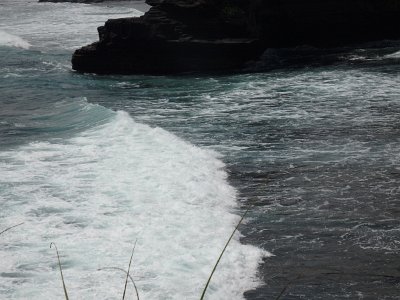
[72,0,400,74]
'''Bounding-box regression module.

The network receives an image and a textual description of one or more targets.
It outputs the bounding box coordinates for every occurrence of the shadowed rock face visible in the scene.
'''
[72,0,400,74]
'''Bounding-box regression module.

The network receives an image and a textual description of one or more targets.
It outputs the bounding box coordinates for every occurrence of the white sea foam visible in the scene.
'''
[0,106,268,299]
[384,50,400,59]
[0,30,31,49]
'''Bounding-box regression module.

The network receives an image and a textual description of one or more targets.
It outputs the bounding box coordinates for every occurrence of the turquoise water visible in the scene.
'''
[1,0,400,299]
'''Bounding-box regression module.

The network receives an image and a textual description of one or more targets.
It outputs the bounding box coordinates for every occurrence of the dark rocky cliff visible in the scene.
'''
[72,0,400,74]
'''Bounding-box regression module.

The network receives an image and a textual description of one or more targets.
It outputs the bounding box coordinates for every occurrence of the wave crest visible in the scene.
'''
[0,108,268,299]
[384,50,400,59]
[0,30,31,49]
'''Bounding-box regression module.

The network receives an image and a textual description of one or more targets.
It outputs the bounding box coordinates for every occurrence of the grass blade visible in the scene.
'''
[200,207,250,300]
[275,274,301,300]
[98,267,140,300]
[275,281,290,300]
[0,222,24,236]
[50,242,69,300]
[122,240,138,300]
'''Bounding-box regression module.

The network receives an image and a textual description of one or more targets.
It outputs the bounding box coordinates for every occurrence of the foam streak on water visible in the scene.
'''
[0,104,266,299]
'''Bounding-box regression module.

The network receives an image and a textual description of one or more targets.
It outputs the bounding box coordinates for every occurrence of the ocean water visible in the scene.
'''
[0,1,400,299]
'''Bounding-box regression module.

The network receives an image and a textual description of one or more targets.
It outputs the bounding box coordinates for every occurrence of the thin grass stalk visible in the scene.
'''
[275,282,290,300]
[122,240,138,300]
[0,222,24,236]
[98,267,140,300]
[275,275,301,300]
[50,242,69,300]
[200,207,250,300]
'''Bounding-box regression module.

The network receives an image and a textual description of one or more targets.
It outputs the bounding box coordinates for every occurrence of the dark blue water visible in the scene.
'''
[1,1,400,299]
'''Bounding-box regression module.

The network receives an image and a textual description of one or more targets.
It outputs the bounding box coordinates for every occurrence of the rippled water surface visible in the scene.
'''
[1,0,400,299]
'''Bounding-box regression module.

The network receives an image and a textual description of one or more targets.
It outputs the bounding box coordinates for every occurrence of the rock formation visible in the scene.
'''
[72,0,400,74]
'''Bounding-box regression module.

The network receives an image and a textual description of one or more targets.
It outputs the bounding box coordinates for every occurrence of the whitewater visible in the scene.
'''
[0,100,265,299]
[0,1,266,299]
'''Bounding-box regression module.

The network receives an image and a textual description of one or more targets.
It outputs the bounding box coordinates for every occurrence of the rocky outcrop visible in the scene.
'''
[72,0,400,74]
